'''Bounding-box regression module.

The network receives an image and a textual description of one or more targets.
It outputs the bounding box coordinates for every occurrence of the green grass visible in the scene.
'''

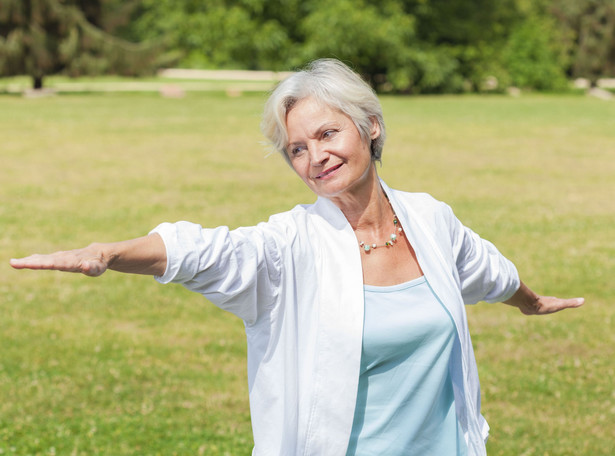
[1,90,614,455]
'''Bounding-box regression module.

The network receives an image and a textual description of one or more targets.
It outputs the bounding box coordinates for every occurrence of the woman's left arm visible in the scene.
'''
[503,280,584,315]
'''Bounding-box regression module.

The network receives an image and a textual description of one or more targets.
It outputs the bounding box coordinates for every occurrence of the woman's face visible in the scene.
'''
[285,97,380,201]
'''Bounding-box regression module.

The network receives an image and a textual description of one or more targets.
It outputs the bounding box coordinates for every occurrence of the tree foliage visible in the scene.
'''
[0,0,161,88]
[2,0,614,92]
[298,0,417,91]
[502,14,570,90]
[551,0,615,84]
[128,0,517,93]
[129,0,302,71]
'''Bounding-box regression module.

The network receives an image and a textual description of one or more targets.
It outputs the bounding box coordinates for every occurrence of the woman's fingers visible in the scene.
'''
[532,296,585,315]
[10,254,65,270]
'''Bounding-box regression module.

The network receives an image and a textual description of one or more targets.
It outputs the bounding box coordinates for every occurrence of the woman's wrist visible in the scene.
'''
[504,281,541,314]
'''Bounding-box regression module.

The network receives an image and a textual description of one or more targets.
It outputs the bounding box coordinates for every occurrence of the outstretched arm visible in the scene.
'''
[504,280,584,315]
[9,233,167,277]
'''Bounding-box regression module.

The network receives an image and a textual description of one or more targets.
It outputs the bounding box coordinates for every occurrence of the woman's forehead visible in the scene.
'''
[287,98,347,125]
[287,100,349,134]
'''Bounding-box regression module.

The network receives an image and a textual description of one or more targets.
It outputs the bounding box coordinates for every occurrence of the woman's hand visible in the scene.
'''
[10,234,167,277]
[10,245,110,277]
[504,281,585,315]
[512,294,585,315]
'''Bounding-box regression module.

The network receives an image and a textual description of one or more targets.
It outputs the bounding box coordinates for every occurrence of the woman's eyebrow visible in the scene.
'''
[310,121,340,137]
[287,121,341,149]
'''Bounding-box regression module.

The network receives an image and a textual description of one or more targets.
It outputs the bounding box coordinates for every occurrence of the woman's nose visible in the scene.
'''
[309,144,329,166]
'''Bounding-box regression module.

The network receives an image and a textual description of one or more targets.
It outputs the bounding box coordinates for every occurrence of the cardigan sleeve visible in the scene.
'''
[150,220,284,324]
[443,204,520,304]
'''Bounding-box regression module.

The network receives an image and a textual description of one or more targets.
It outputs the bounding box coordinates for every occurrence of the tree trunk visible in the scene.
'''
[33,75,43,90]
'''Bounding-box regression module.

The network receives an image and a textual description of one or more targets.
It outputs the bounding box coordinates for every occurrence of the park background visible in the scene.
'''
[1,1,614,455]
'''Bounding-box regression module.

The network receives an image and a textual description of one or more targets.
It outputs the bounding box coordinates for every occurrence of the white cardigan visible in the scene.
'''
[151,181,520,456]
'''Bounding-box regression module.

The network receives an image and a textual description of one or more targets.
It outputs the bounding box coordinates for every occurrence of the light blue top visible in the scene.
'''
[346,276,468,456]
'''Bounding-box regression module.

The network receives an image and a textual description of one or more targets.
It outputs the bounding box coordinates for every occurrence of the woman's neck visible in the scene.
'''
[330,171,392,234]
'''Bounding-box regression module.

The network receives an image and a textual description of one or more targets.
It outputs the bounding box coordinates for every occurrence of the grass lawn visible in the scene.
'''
[1,89,614,455]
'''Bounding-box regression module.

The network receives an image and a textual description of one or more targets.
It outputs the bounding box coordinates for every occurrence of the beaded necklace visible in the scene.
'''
[358,215,403,252]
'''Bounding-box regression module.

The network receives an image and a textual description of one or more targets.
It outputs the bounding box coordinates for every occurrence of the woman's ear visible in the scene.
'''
[370,118,381,140]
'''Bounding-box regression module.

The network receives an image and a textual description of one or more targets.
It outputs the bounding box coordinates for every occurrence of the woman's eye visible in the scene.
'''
[289,145,305,156]
[323,130,336,139]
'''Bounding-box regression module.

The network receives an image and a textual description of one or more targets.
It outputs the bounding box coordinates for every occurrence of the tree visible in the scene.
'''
[397,0,521,91]
[298,0,416,90]
[401,0,519,46]
[0,0,160,89]
[295,0,468,93]
[551,0,615,84]
[129,0,300,71]
[502,14,570,90]
[112,0,615,93]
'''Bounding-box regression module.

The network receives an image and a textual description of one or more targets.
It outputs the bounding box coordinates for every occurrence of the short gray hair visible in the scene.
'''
[261,59,386,165]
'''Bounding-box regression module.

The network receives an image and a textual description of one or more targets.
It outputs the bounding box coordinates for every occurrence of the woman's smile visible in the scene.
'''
[315,163,343,179]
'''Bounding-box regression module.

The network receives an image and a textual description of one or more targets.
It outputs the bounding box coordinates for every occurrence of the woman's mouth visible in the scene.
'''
[315,164,342,179]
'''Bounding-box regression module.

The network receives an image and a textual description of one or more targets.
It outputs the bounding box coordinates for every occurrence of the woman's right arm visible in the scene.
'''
[9,233,167,277]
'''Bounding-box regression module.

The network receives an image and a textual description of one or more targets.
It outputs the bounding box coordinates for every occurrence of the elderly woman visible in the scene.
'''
[11,59,583,456]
